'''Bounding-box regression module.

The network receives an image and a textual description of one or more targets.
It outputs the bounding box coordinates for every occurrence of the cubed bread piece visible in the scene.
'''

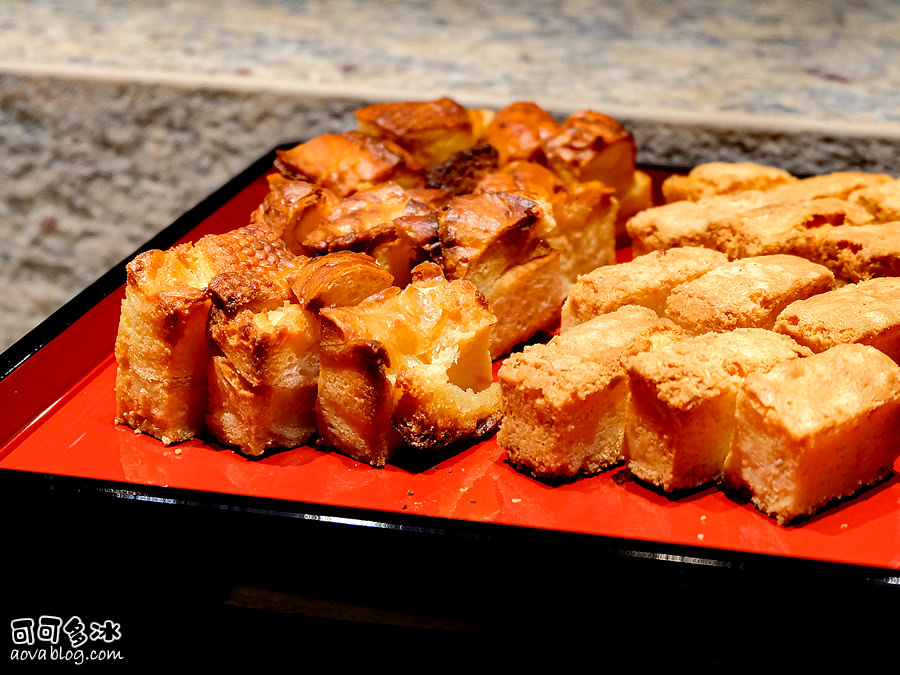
[561,246,728,331]
[316,263,501,467]
[480,101,561,165]
[497,305,684,479]
[709,198,873,259]
[661,162,796,203]
[774,277,900,362]
[723,344,900,525]
[626,191,777,255]
[249,175,337,256]
[848,178,900,223]
[275,130,424,197]
[114,227,302,445]
[811,221,900,282]
[355,97,477,169]
[624,329,811,492]
[437,191,568,358]
[424,144,501,197]
[765,171,894,203]
[548,180,618,282]
[665,254,835,334]
[206,302,320,456]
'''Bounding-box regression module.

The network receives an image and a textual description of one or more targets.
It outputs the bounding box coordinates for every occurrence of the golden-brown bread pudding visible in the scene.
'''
[115,227,303,445]
[248,174,337,256]
[560,246,728,331]
[436,190,568,358]
[624,329,811,492]
[497,305,684,479]
[355,97,479,169]
[774,276,900,362]
[275,130,424,197]
[810,220,900,282]
[724,343,900,525]
[708,197,873,259]
[661,161,797,203]
[480,100,561,165]
[664,254,835,334]
[315,262,501,467]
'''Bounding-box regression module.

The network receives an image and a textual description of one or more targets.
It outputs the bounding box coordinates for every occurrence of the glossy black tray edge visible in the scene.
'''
[2,147,899,622]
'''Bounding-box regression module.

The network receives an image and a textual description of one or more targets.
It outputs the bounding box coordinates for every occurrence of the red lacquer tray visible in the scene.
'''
[3,150,900,604]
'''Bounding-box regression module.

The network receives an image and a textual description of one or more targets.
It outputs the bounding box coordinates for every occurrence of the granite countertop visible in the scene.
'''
[3,0,900,352]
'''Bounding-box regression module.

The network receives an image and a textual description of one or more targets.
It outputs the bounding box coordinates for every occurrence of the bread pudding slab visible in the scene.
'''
[624,329,811,492]
[724,343,900,525]
[560,246,728,331]
[774,276,900,362]
[664,254,835,334]
[497,305,683,479]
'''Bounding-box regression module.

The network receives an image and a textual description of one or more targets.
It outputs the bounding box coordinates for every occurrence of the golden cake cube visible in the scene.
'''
[664,254,835,334]
[848,178,900,223]
[811,221,900,282]
[316,263,501,467]
[774,277,900,362]
[624,329,811,492]
[724,344,900,525]
[560,246,728,331]
[497,305,684,479]
[765,171,894,203]
[661,161,797,203]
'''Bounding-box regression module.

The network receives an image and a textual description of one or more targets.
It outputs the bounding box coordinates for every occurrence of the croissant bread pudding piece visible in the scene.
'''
[561,246,728,331]
[773,276,900,363]
[274,130,424,197]
[204,252,394,457]
[115,227,302,444]
[355,97,486,169]
[664,254,836,334]
[723,343,900,525]
[437,190,569,359]
[315,262,501,467]
[248,174,337,256]
[497,305,684,479]
[660,161,797,203]
[480,100,561,165]
[624,329,811,492]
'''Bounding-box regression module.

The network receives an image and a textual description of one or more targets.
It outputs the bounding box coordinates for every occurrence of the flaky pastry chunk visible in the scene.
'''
[437,191,567,358]
[661,162,796,203]
[724,344,900,525]
[316,262,501,467]
[115,227,302,444]
[497,305,684,479]
[275,130,424,197]
[355,97,477,169]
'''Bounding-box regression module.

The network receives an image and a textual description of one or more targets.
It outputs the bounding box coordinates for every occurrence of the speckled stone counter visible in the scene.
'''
[3,0,900,351]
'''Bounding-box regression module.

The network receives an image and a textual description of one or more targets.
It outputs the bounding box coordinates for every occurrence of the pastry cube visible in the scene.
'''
[249,174,337,256]
[624,329,810,492]
[661,161,796,203]
[724,344,900,525]
[665,254,835,334]
[774,277,900,363]
[316,263,501,467]
[497,305,684,479]
[811,221,900,282]
[480,100,561,166]
[561,246,728,331]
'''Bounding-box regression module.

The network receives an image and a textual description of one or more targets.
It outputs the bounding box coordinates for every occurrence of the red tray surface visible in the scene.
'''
[4,171,900,572]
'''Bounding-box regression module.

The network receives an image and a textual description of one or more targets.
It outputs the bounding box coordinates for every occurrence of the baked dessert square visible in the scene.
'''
[774,276,900,363]
[723,343,900,525]
[316,262,501,467]
[661,161,796,203]
[664,254,835,334]
[810,220,900,282]
[560,246,728,331]
[497,305,684,479]
[708,197,872,259]
[765,171,894,203]
[624,329,810,492]
[848,178,900,223]
[625,191,776,255]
